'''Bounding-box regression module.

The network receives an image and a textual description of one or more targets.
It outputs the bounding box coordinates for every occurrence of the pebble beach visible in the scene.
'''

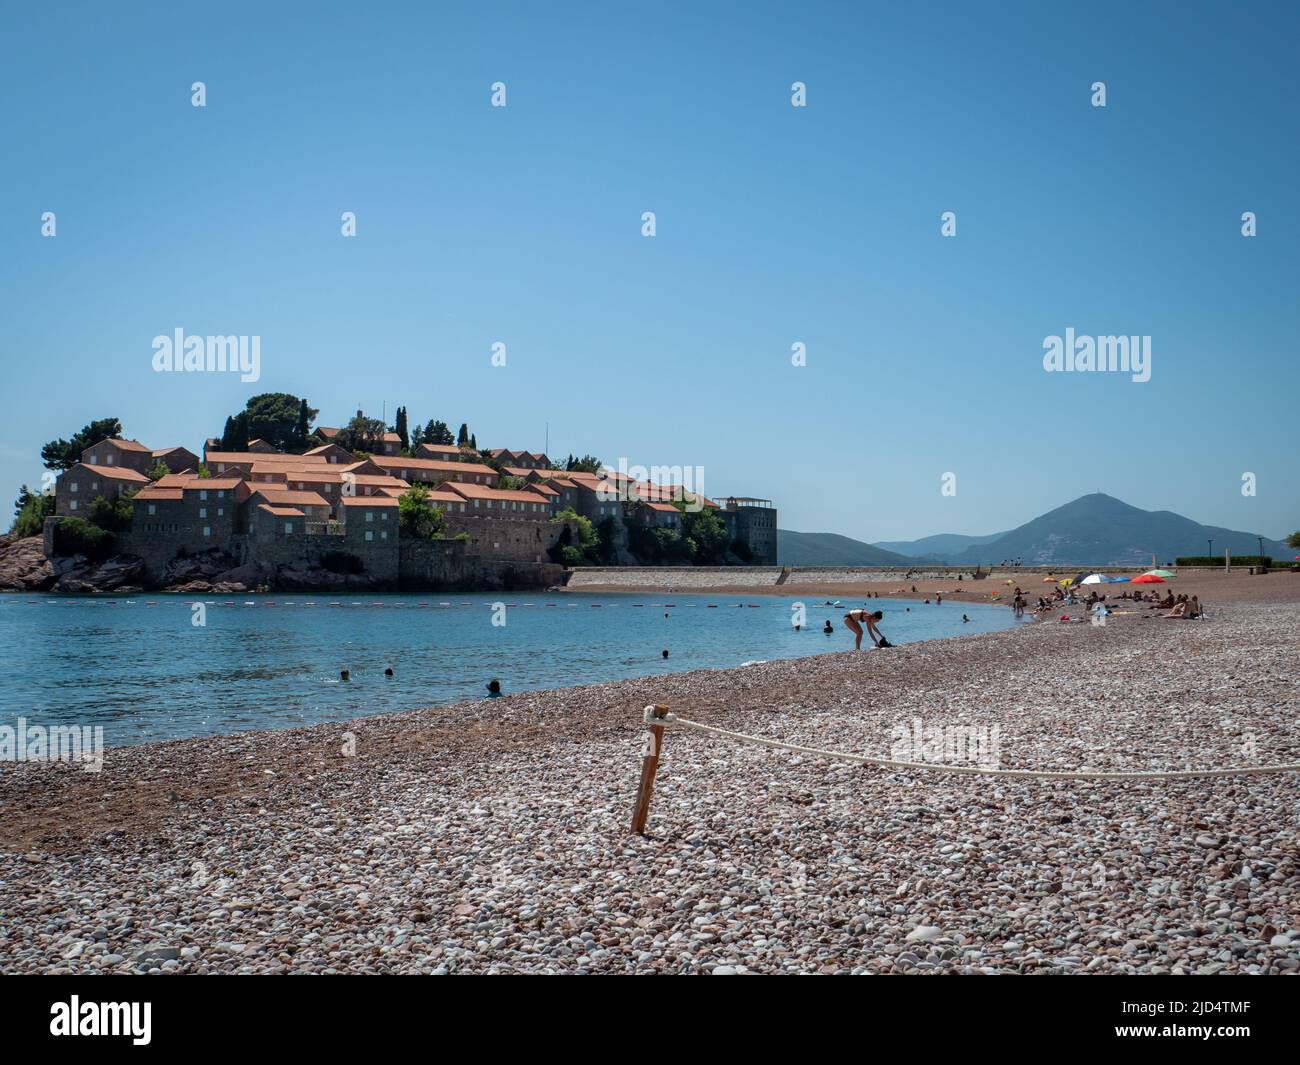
[2,575,1298,975]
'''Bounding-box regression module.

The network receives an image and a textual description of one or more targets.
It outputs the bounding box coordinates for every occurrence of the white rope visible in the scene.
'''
[642,706,1300,781]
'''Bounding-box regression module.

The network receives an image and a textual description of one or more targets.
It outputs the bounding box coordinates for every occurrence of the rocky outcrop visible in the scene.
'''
[0,535,57,590]
[50,554,146,593]
[273,559,387,592]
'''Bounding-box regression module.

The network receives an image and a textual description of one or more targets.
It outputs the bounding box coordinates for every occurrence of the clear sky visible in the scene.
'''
[1,1,1296,543]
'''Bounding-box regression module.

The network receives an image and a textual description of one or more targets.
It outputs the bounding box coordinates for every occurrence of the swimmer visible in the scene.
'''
[340,669,350,682]
[823,620,833,634]
[486,679,502,698]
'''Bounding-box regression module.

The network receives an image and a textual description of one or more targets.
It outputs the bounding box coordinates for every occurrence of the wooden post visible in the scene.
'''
[631,705,669,834]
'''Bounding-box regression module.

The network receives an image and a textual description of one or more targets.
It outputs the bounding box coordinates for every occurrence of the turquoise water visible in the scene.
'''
[0,592,1025,746]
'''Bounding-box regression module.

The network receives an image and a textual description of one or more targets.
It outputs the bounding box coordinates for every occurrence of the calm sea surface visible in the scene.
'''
[0,591,1026,745]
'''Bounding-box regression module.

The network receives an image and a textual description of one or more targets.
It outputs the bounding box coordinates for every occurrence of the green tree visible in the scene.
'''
[1288,531,1300,550]
[295,398,311,449]
[398,484,447,540]
[497,474,525,491]
[338,414,386,454]
[146,460,171,481]
[566,454,603,473]
[457,423,470,446]
[551,507,600,564]
[679,503,729,564]
[218,393,317,452]
[40,417,123,470]
[428,420,454,445]
[11,485,55,537]
[394,406,409,452]
[88,491,136,533]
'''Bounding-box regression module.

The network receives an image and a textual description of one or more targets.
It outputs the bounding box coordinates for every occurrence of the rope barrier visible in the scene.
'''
[642,705,1300,781]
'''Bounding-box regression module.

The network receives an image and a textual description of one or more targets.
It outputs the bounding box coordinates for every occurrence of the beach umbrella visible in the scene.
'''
[1107,576,1130,583]
[1080,573,1108,584]
[1057,578,1074,586]
[1132,574,1164,584]
[1144,569,1175,578]
[1071,572,1089,585]
[1041,576,1057,583]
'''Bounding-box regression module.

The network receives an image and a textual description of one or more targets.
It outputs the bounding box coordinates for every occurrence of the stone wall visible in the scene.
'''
[443,516,577,564]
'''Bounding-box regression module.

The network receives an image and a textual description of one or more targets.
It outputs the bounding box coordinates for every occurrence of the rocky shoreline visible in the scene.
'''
[1,586,1298,974]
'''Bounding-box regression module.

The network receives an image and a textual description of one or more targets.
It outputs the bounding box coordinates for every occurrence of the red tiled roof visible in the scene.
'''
[183,477,243,491]
[258,504,305,517]
[369,456,497,477]
[134,487,183,501]
[78,464,151,482]
[444,483,551,505]
[340,496,398,508]
[251,489,330,508]
[88,437,152,453]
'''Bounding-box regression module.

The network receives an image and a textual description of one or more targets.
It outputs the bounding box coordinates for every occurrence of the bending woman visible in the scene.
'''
[843,608,885,650]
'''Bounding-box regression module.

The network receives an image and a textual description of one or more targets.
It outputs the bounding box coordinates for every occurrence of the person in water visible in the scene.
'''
[486,679,502,698]
[823,620,833,634]
[340,669,350,682]
[843,608,885,649]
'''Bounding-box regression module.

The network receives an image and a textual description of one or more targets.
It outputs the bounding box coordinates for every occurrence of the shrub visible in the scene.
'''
[11,486,55,538]
[53,517,115,560]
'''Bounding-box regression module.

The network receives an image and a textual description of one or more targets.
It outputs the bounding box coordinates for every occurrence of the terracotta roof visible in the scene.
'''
[415,443,462,458]
[251,489,330,508]
[205,452,328,466]
[645,501,681,514]
[78,464,151,482]
[258,504,305,517]
[501,466,535,479]
[531,483,559,497]
[444,483,551,505]
[151,446,194,457]
[369,456,497,477]
[341,495,398,508]
[154,473,200,487]
[303,444,353,457]
[133,487,183,501]
[89,437,152,453]
[183,477,243,491]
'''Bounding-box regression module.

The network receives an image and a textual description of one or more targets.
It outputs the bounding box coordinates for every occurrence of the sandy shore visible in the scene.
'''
[1,576,1298,974]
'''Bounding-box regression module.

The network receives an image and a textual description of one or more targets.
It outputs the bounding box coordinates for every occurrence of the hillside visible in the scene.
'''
[875,530,1008,558]
[944,493,1289,567]
[777,530,930,567]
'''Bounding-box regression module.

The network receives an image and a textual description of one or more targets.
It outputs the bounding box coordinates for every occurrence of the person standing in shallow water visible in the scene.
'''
[843,608,884,650]
[486,679,502,698]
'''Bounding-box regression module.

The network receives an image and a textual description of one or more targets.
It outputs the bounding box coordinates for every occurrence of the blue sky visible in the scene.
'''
[1,1,1296,543]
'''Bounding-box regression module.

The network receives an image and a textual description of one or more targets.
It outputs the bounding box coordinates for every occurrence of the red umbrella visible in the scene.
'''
[1131,574,1165,583]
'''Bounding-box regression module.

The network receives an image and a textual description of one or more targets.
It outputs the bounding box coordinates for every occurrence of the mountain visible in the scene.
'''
[940,493,1289,567]
[875,531,1008,558]
[783,494,1290,568]
[777,530,929,567]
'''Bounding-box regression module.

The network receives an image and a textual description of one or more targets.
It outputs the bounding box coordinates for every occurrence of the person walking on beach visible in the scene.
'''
[843,608,885,649]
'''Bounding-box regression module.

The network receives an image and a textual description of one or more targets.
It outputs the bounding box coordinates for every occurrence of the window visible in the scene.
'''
[381,511,387,521]
[202,526,211,537]
[199,507,207,518]
[148,504,156,515]
[217,490,224,499]
[217,508,224,517]
[380,530,388,540]
[70,482,78,493]
[107,455,115,465]
[199,490,208,501]
[285,522,293,534]
[366,511,373,522]
[365,531,374,542]
[70,499,78,511]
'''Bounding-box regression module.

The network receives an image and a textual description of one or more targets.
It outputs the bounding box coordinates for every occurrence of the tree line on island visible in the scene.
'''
[11,393,753,567]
